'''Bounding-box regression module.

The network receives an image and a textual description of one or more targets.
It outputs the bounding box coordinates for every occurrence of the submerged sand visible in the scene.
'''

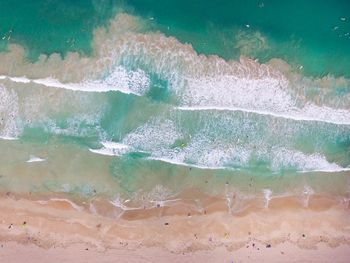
[0,190,349,262]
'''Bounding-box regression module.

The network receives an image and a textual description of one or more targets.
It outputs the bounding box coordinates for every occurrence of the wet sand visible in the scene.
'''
[0,191,349,262]
[1,241,350,263]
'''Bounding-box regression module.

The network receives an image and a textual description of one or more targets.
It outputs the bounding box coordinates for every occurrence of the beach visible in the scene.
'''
[0,191,349,262]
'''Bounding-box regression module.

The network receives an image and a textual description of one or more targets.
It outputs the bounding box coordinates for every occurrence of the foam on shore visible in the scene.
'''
[26,155,46,163]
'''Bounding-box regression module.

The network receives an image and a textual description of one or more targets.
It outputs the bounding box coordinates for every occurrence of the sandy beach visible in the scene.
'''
[0,191,349,262]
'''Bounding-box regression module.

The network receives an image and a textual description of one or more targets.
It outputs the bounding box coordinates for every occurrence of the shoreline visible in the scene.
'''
[0,190,349,262]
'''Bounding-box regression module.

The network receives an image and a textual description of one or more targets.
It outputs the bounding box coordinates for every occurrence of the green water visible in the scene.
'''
[1,0,350,76]
[0,0,121,59]
[0,0,349,201]
[127,0,350,77]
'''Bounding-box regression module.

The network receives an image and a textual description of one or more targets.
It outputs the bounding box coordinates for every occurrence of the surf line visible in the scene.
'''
[0,75,142,95]
[176,106,350,126]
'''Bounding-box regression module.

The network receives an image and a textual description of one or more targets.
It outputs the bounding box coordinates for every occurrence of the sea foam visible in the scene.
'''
[0,65,150,95]
[0,13,349,126]
[89,141,129,156]
[26,155,46,163]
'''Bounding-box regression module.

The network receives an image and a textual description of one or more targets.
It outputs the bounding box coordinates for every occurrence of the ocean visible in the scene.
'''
[0,0,349,209]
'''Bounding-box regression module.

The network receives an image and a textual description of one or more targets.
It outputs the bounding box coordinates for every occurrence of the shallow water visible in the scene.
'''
[0,1,349,205]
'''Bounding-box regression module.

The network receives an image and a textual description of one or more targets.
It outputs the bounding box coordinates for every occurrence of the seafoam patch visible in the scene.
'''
[26,155,46,163]
[89,141,130,156]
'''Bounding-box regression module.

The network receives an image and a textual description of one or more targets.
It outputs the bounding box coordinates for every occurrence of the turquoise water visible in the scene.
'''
[0,1,349,201]
[127,0,350,77]
[1,0,350,76]
[0,0,121,59]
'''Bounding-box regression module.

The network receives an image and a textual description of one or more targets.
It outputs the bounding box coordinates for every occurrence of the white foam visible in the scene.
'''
[101,141,129,150]
[263,189,273,208]
[89,148,120,156]
[271,148,350,173]
[0,66,151,95]
[118,116,348,172]
[33,77,138,94]
[0,13,349,129]
[93,20,350,126]
[177,105,350,125]
[0,136,18,140]
[89,148,119,156]
[121,119,235,169]
[122,119,183,151]
[178,68,350,126]
[173,72,350,125]
[148,154,350,172]
[301,186,315,207]
[178,135,251,168]
[26,155,46,163]
[89,141,130,156]
[8,76,31,83]
[147,156,228,170]
[109,196,127,209]
[298,167,350,173]
[145,139,350,171]
[89,145,228,170]
[0,84,20,138]
[1,14,349,127]
[109,195,139,211]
